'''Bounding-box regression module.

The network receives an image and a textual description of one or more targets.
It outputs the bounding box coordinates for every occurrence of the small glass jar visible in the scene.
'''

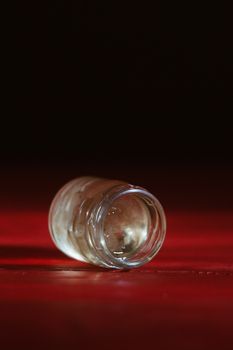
[48,177,166,269]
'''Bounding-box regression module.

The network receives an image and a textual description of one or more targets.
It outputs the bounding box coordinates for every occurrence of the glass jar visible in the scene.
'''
[48,177,166,269]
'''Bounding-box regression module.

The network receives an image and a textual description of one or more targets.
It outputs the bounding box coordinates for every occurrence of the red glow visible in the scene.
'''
[0,209,233,349]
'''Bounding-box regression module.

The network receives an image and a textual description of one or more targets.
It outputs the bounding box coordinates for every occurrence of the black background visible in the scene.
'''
[2,1,233,170]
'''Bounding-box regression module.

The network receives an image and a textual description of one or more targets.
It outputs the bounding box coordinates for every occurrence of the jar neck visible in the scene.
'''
[87,184,166,269]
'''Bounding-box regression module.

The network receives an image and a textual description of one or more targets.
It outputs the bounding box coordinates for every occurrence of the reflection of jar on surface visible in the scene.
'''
[49,177,166,269]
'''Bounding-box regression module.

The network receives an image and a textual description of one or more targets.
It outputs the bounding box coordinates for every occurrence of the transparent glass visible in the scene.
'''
[48,177,166,269]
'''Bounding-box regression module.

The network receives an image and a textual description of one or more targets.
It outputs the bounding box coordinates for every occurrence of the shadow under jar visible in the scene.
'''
[49,177,166,269]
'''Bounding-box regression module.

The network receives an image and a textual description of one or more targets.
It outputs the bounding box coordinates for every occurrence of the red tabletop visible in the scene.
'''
[1,167,233,350]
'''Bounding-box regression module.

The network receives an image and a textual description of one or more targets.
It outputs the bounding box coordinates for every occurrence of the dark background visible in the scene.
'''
[2,2,233,171]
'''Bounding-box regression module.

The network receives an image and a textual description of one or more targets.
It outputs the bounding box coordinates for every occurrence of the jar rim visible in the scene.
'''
[89,184,166,269]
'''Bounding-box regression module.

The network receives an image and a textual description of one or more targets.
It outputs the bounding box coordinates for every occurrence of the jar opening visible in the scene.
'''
[92,185,166,269]
[103,194,151,259]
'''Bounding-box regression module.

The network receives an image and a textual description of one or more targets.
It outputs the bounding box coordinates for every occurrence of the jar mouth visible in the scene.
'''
[90,185,166,269]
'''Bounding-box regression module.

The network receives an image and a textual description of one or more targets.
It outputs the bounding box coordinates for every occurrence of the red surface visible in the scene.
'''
[0,168,233,350]
[1,210,233,350]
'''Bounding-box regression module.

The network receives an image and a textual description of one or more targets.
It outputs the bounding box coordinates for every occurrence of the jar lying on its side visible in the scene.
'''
[48,177,166,269]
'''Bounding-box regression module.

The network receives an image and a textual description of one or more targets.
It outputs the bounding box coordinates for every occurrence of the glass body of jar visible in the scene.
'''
[49,177,166,269]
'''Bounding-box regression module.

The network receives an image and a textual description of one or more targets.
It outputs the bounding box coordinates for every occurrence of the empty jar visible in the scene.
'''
[49,177,166,269]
